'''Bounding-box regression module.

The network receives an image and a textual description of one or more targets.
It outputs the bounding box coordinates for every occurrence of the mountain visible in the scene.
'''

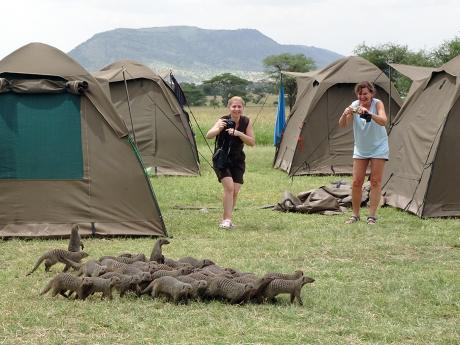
[69,26,342,82]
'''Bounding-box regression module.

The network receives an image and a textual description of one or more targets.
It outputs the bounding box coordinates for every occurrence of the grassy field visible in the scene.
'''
[0,105,459,345]
[188,103,279,147]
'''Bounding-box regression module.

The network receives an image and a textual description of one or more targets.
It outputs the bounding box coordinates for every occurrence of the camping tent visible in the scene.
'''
[273,56,402,175]
[389,63,434,98]
[0,43,167,237]
[94,60,200,176]
[382,55,460,217]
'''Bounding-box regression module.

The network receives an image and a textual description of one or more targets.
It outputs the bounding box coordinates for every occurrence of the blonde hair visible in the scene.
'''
[354,81,376,95]
[227,96,245,107]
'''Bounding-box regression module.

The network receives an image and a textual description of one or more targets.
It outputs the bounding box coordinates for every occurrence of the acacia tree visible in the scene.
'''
[202,73,250,106]
[263,53,315,110]
[181,82,207,106]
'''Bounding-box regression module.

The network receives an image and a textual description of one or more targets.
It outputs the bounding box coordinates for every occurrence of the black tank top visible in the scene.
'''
[216,114,249,160]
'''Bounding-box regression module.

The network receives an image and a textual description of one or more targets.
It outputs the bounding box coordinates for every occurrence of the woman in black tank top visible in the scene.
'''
[206,96,256,229]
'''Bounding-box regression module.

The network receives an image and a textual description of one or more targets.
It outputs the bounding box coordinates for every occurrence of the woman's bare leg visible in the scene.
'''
[351,159,369,217]
[221,177,234,220]
[368,159,385,217]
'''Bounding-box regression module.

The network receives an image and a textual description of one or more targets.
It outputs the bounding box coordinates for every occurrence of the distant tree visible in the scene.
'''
[202,73,250,106]
[181,82,207,106]
[431,36,460,65]
[354,43,434,97]
[263,53,315,110]
[246,80,275,104]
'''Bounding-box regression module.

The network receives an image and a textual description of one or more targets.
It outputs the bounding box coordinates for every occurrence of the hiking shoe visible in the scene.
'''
[219,219,233,230]
[345,215,360,224]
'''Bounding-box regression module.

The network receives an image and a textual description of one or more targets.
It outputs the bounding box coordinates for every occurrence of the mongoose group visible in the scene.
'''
[29,225,315,305]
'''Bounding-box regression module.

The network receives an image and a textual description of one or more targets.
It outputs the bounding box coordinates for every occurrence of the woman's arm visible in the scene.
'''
[368,100,387,126]
[228,119,256,146]
[206,119,226,139]
[338,106,354,128]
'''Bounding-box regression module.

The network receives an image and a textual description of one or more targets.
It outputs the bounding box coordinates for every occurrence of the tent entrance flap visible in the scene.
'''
[0,93,83,179]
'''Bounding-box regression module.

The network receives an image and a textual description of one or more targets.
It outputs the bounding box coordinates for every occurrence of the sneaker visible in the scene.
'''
[219,219,233,230]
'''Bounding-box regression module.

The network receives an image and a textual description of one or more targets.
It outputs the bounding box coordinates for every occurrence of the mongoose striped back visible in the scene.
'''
[207,277,254,304]
[263,270,303,280]
[27,249,88,275]
[150,276,193,303]
[262,276,315,305]
[40,272,86,299]
[151,267,192,280]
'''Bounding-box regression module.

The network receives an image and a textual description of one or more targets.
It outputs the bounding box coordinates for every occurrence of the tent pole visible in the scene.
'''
[122,68,138,147]
[388,59,393,125]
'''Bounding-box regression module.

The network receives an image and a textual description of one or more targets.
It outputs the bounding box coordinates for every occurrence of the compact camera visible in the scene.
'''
[223,119,236,129]
[360,112,372,122]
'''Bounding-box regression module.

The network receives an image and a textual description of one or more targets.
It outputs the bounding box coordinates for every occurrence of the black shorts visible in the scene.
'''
[214,159,245,184]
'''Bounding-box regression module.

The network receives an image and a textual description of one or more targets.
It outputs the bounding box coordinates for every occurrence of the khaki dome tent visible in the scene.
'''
[94,60,200,176]
[0,43,166,237]
[274,56,402,175]
[382,55,460,217]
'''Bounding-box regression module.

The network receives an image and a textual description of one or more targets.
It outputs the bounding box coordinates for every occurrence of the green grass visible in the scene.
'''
[0,106,459,345]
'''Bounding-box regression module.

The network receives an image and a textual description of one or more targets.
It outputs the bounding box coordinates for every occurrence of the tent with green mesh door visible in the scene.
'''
[273,56,402,175]
[382,55,460,217]
[94,60,200,176]
[0,43,167,237]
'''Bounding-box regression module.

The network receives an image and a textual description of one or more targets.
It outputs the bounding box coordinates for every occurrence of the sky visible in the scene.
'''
[2,0,459,60]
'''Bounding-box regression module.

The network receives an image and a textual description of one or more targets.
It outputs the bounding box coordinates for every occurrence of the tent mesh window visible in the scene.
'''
[0,93,83,179]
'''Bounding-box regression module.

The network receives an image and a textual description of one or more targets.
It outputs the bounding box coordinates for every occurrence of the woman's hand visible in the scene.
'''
[339,106,354,128]
[217,119,227,130]
[226,128,240,137]
[356,105,369,115]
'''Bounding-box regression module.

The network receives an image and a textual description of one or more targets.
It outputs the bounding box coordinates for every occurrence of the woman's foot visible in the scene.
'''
[219,219,233,230]
[367,216,377,225]
[345,215,360,224]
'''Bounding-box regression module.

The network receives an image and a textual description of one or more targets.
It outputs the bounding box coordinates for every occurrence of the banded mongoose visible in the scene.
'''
[68,224,84,251]
[80,276,121,300]
[263,270,304,280]
[151,267,193,280]
[26,249,89,276]
[40,272,87,299]
[98,254,146,265]
[100,272,141,297]
[232,274,259,284]
[149,238,170,263]
[77,260,108,277]
[64,224,84,272]
[261,276,315,305]
[146,276,193,304]
[202,264,234,277]
[185,271,213,282]
[118,253,146,260]
[206,277,254,304]
[99,258,144,276]
[175,276,208,301]
[246,276,276,301]
[177,256,215,269]
[130,260,166,272]
[100,271,151,297]
[163,257,185,268]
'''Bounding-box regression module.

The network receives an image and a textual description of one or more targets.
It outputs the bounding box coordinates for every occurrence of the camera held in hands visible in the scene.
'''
[360,112,372,122]
[223,119,236,129]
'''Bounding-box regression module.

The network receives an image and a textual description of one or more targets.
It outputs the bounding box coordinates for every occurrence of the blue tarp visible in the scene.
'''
[274,84,286,146]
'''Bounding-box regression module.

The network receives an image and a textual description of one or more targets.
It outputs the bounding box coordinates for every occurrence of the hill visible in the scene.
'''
[69,26,342,82]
